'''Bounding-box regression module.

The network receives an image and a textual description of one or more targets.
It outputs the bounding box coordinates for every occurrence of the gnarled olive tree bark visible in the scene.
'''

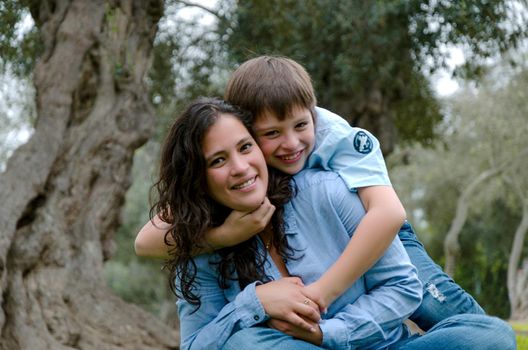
[0,1,178,348]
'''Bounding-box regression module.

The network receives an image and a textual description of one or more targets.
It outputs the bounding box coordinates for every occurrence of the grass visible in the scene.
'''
[511,321,528,349]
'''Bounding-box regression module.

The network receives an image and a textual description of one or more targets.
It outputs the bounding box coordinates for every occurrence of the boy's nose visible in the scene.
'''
[281,133,299,150]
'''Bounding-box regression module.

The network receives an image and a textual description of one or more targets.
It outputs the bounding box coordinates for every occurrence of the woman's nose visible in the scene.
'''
[230,155,250,175]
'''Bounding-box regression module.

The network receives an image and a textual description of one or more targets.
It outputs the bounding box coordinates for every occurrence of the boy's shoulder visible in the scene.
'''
[314,107,378,141]
[293,168,342,192]
[315,106,350,131]
[312,106,380,157]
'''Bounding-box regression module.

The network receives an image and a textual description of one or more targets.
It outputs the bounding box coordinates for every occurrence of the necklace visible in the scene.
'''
[261,234,272,250]
[261,225,273,250]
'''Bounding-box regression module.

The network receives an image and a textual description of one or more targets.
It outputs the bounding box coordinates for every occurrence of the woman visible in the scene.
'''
[153,97,515,350]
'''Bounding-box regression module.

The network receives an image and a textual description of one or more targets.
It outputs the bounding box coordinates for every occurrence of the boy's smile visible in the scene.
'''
[253,106,315,175]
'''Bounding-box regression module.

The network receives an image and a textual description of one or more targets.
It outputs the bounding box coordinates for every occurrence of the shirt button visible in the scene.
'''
[254,315,260,321]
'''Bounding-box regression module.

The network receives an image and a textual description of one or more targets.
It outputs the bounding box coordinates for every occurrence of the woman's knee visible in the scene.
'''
[223,328,269,350]
[445,314,515,350]
[479,316,516,350]
[223,327,322,350]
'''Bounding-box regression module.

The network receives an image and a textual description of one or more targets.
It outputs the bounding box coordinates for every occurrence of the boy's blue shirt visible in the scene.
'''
[307,107,391,191]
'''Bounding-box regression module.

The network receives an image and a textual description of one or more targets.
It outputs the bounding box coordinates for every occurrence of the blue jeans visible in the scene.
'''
[398,221,486,331]
[223,327,323,350]
[389,314,515,350]
[223,315,515,349]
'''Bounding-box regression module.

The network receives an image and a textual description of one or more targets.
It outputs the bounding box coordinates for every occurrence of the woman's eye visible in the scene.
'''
[209,157,225,167]
[240,143,253,153]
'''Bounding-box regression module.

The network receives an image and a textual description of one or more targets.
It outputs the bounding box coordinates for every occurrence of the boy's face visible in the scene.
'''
[253,106,315,175]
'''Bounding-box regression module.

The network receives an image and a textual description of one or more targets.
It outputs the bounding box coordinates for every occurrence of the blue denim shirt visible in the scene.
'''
[308,107,391,191]
[177,170,422,350]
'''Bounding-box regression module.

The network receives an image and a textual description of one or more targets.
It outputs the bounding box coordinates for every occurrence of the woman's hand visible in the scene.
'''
[300,282,329,314]
[268,318,323,346]
[255,277,320,332]
[208,197,275,248]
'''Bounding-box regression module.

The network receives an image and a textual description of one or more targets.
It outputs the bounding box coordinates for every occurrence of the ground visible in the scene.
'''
[511,321,528,349]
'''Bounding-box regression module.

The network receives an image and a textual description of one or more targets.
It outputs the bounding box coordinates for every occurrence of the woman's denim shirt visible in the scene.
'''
[177,170,422,350]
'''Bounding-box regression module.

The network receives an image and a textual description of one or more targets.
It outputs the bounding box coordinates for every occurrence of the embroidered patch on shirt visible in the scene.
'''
[353,131,373,154]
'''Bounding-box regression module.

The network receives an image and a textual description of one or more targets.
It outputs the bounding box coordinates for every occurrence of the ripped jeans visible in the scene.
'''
[398,221,485,331]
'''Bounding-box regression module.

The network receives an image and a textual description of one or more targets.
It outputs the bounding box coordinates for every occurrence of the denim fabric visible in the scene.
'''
[308,107,391,191]
[398,221,486,331]
[389,314,516,350]
[223,315,515,350]
[177,170,422,350]
[222,327,324,350]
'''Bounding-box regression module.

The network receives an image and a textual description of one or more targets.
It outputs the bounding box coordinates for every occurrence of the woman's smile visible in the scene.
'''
[203,114,268,211]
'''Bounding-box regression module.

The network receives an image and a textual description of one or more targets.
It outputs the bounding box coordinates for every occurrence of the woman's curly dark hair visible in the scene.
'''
[151,97,294,309]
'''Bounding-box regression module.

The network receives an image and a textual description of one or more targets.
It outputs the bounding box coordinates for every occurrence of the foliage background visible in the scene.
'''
[1,0,528,325]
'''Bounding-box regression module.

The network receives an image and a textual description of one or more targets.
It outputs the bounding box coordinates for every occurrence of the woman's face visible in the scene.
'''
[202,113,268,211]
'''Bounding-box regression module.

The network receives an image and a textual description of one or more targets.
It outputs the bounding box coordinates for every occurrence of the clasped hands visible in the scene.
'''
[255,277,328,346]
[221,201,331,345]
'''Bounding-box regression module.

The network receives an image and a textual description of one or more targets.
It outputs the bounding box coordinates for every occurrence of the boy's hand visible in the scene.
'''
[255,277,320,332]
[210,197,275,248]
[301,282,330,314]
[268,318,323,345]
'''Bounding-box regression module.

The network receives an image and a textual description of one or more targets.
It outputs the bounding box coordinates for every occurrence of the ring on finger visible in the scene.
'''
[303,299,310,305]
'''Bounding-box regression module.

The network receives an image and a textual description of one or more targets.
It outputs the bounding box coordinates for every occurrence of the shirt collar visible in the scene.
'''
[283,203,298,235]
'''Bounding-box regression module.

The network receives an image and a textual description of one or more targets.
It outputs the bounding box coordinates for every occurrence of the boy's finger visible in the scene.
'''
[238,197,271,217]
[261,204,275,220]
[286,313,316,333]
[246,201,274,227]
[250,198,273,216]
[283,276,304,286]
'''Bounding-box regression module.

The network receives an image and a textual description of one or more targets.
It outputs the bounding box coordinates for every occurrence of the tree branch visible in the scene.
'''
[175,0,226,22]
[443,146,528,276]
[504,152,528,319]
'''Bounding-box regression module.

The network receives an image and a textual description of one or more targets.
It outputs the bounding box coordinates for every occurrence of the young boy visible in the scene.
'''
[223,56,406,311]
[136,55,484,332]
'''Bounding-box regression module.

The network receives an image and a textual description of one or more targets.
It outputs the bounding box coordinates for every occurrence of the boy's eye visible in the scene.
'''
[296,121,308,129]
[240,142,253,153]
[263,130,279,138]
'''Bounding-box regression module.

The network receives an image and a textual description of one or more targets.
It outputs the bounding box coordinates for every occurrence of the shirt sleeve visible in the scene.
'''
[319,178,422,349]
[319,238,422,349]
[177,255,268,350]
[307,107,391,191]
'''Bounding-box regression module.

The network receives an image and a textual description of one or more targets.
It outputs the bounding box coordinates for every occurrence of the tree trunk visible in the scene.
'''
[508,202,528,320]
[331,87,396,155]
[0,0,178,349]
[443,167,503,277]
[443,148,528,277]
[506,164,528,320]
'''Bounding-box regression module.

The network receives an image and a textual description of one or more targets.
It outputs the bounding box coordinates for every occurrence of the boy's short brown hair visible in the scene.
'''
[225,56,316,121]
